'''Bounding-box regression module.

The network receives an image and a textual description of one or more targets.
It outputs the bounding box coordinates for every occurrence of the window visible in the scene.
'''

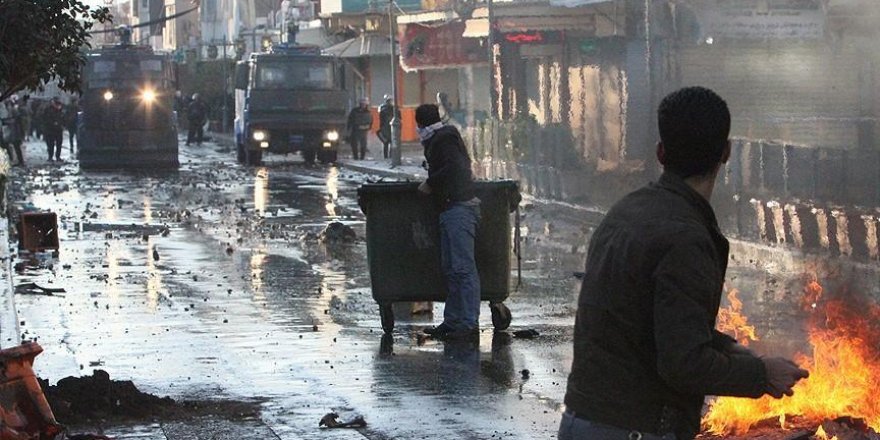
[255,61,335,89]
[93,61,117,73]
[140,60,163,71]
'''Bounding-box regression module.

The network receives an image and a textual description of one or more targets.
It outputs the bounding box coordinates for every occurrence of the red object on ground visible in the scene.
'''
[0,342,63,440]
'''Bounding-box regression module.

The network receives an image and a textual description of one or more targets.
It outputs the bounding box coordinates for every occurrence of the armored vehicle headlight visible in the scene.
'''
[252,130,268,141]
[103,90,114,101]
[324,130,340,141]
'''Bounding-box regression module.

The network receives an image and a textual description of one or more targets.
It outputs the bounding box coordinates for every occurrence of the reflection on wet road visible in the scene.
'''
[9,141,579,439]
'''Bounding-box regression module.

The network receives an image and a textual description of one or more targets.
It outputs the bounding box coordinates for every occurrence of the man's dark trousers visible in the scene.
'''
[187,123,204,146]
[45,129,63,160]
[350,130,367,159]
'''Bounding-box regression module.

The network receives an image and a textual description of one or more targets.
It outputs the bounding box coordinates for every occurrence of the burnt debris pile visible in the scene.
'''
[40,370,175,424]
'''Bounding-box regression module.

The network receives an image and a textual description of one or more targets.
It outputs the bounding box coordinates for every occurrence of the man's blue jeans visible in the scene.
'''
[439,202,481,330]
[558,411,677,440]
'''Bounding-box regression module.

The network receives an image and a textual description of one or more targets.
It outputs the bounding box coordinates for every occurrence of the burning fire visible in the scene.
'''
[716,289,759,346]
[815,425,839,440]
[702,280,880,435]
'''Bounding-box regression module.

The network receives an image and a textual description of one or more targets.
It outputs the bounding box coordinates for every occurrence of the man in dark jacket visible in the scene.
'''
[560,87,809,440]
[64,98,79,152]
[416,104,481,340]
[2,96,25,166]
[186,93,208,146]
[43,97,65,161]
[377,95,397,159]
[347,97,372,160]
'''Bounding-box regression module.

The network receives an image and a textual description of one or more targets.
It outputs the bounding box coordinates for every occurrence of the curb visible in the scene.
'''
[207,130,427,181]
[0,218,20,349]
[336,160,425,181]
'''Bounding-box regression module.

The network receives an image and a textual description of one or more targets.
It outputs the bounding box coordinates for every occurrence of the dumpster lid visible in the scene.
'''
[358,179,519,194]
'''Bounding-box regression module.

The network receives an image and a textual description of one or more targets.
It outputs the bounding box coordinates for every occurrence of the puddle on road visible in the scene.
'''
[5,143,592,439]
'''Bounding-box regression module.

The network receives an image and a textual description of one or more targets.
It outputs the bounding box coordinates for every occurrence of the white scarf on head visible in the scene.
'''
[417,121,445,142]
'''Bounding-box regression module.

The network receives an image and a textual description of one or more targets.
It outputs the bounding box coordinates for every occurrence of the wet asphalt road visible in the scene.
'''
[10,137,865,439]
[8,138,585,439]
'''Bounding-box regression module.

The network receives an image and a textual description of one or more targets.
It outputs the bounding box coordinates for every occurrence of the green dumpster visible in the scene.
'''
[357,180,521,333]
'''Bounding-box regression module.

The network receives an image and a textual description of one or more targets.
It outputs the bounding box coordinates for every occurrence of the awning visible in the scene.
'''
[462,1,615,37]
[324,34,392,58]
[397,10,458,24]
[463,15,597,37]
[548,0,611,8]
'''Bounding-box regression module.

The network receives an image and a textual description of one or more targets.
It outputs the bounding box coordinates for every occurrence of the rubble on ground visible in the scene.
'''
[39,370,261,426]
[319,222,357,243]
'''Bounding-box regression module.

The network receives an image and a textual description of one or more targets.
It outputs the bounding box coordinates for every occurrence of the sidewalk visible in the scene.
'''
[0,153,20,349]
[0,217,20,349]
[336,142,426,181]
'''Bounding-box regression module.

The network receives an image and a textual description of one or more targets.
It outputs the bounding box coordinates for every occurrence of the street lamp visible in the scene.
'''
[389,0,402,166]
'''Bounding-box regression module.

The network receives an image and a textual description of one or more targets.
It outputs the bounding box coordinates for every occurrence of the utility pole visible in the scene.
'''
[389,0,402,166]
[222,36,229,133]
[487,0,496,118]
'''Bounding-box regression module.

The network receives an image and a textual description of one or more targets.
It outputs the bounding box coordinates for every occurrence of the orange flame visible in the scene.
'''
[703,280,880,435]
[815,425,839,440]
[717,289,759,346]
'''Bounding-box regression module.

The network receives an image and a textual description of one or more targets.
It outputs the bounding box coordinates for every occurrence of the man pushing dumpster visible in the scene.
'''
[415,103,482,340]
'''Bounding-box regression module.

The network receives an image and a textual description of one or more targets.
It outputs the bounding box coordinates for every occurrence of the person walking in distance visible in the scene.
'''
[65,98,79,152]
[417,104,481,340]
[346,97,372,160]
[42,97,65,162]
[20,95,32,141]
[377,95,398,159]
[559,87,809,440]
[2,96,25,166]
[186,93,208,146]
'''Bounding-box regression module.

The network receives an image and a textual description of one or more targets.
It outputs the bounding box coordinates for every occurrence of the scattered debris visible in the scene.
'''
[40,370,262,426]
[66,434,113,440]
[319,413,367,429]
[15,283,66,296]
[512,329,540,339]
[319,222,356,243]
[520,369,530,379]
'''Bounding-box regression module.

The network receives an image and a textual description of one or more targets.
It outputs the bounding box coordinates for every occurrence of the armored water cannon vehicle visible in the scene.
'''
[233,40,349,165]
[78,27,179,169]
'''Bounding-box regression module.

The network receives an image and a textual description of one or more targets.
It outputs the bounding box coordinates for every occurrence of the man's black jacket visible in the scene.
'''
[423,125,475,208]
[564,172,767,440]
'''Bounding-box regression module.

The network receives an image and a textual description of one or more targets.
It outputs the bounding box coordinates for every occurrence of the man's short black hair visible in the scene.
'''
[415,104,441,127]
[657,86,731,178]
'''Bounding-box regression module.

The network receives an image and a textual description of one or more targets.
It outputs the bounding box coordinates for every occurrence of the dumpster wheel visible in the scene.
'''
[490,302,512,331]
[379,303,395,333]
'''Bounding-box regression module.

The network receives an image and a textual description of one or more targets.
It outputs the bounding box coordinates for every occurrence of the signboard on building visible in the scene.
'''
[696,0,825,40]
[399,21,487,71]
[341,0,420,13]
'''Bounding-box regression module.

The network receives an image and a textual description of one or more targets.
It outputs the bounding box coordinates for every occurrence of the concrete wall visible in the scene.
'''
[472,34,880,266]
[675,41,875,151]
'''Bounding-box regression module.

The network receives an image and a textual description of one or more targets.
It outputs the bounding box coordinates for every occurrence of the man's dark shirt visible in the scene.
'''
[564,172,766,440]
[423,125,475,208]
[378,103,397,137]
[187,100,208,123]
[347,106,372,132]
[42,104,65,135]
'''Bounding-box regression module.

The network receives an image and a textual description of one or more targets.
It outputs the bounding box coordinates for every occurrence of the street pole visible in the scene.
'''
[222,37,229,134]
[487,0,496,118]
[389,0,402,167]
